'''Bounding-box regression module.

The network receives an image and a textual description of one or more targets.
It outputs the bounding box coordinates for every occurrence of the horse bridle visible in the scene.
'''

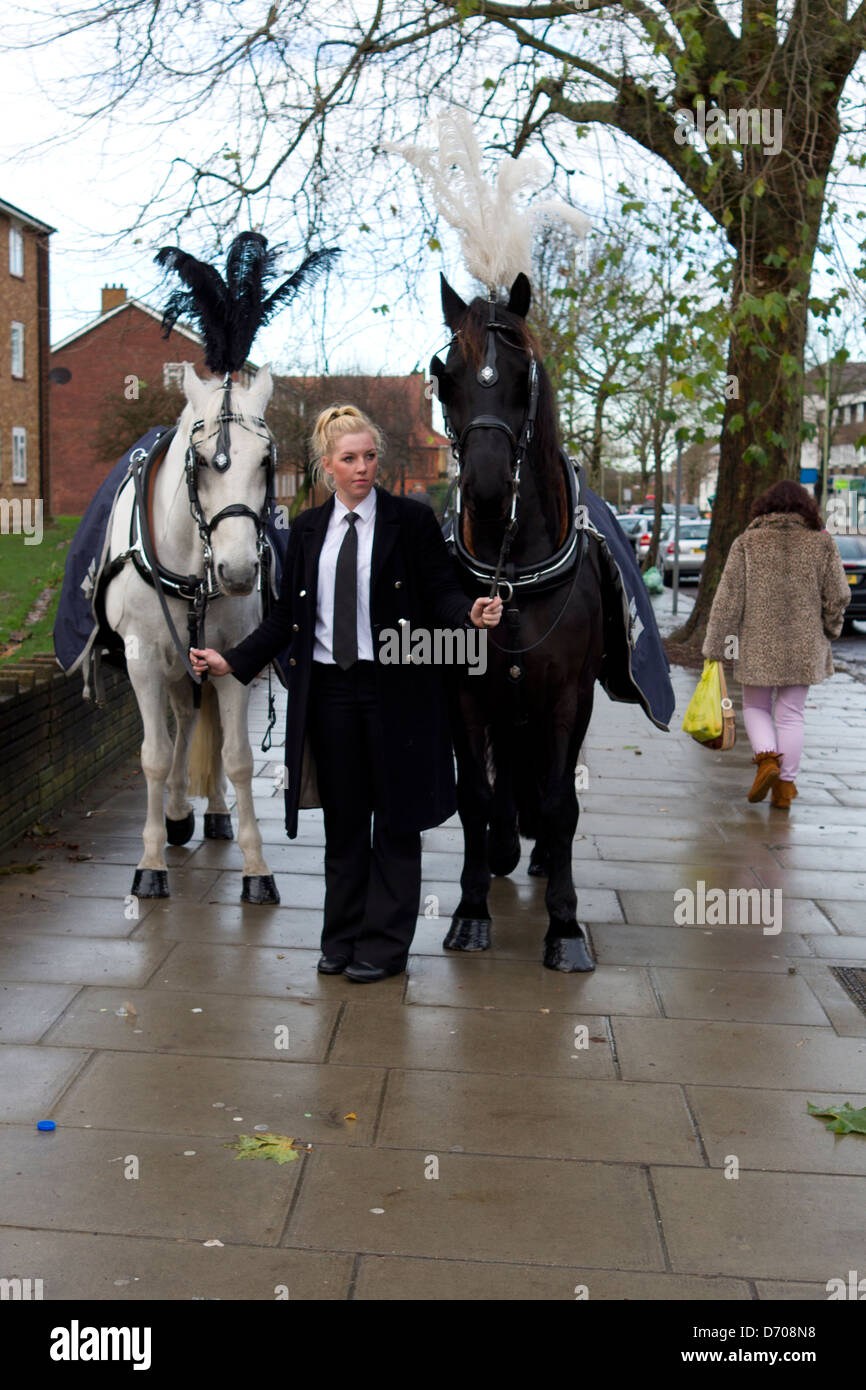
[125,372,278,706]
[432,300,539,598]
[185,372,277,590]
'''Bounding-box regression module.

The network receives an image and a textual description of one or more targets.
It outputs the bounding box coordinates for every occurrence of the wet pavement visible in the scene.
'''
[1,603,865,1301]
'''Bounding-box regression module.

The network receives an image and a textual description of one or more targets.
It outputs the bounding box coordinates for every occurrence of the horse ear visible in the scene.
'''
[440,273,468,331]
[183,362,210,413]
[507,273,532,319]
[428,356,450,406]
[246,362,274,414]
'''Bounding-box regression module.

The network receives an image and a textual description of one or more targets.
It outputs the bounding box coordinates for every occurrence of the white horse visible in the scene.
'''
[104,361,280,903]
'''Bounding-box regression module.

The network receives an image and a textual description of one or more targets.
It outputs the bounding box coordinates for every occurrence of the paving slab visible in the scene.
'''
[0,1228,352,1300]
[0,983,81,1043]
[0,936,171,987]
[354,1257,750,1300]
[685,1085,866,1176]
[0,1125,298,1245]
[376,1070,702,1165]
[794,962,866,1037]
[406,955,658,1015]
[130,903,325,949]
[815,901,866,935]
[0,864,220,903]
[288,1147,664,1270]
[52,1051,385,1146]
[619,890,832,932]
[331,1002,615,1077]
[0,1043,89,1122]
[592,923,809,970]
[43,988,341,1061]
[614,1017,866,1090]
[651,1167,866,1281]
[754,1280,834,1300]
[650,967,830,1025]
[153,942,405,1001]
[0,897,149,937]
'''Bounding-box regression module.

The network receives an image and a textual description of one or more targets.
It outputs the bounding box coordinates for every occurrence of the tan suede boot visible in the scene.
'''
[747,751,782,803]
[771,779,798,809]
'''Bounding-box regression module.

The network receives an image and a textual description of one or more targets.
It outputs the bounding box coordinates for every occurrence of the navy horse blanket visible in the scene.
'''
[442,459,675,730]
[581,475,675,731]
[53,427,291,702]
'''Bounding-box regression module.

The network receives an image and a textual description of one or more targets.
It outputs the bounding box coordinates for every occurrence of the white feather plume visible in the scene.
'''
[383,107,589,292]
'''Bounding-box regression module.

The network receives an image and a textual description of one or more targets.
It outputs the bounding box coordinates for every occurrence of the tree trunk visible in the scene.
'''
[588,392,605,491]
[671,243,815,644]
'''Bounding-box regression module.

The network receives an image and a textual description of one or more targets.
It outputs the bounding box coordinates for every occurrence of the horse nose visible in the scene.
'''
[217,560,258,594]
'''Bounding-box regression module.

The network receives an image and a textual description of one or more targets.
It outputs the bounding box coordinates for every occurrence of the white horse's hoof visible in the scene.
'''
[241,874,280,904]
[132,868,170,898]
[165,811,195,845]
[203,813,234,840]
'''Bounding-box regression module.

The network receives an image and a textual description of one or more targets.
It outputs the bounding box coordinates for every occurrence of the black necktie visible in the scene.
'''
[332,511,359,669]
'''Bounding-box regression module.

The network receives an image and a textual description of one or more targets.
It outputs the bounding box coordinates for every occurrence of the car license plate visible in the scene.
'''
[849,575,859,586]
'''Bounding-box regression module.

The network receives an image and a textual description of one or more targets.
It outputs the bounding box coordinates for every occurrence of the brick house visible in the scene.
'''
[802,362,866,480]
[0,197,54,514]
[272,371,452,507]
[49,286,257,515]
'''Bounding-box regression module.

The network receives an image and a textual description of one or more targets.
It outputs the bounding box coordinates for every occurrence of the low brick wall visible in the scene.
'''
[0,655,143,847]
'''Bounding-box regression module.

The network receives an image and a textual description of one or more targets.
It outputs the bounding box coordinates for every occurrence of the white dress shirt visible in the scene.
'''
[313,487,378,663]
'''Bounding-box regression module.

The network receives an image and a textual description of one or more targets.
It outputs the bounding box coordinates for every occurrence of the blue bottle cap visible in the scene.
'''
[37,1120,56,1131]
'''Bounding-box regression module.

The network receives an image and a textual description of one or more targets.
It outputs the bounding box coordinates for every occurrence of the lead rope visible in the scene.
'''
[258,534,277,753]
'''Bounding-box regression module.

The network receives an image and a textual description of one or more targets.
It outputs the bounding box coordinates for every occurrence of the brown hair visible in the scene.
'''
[750,479,822,530]
[310,404,384,490]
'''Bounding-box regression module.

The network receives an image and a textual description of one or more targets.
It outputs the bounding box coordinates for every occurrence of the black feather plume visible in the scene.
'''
[155,235,340,375]
[260,248,341,324]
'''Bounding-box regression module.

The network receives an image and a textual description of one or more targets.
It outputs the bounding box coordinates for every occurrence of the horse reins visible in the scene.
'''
[435,301,581,694]
[436,298,540,603]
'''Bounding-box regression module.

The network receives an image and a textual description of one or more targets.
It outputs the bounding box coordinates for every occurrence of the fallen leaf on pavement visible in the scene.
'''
[224,1133,303,1164]
[808,1101,866,1136]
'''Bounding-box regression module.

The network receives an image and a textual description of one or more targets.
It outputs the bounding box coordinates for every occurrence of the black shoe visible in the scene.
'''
[344,960,404,984]
[317,955,350,975]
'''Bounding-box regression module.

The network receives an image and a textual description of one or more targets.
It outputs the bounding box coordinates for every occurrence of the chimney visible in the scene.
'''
[101,284,128,314]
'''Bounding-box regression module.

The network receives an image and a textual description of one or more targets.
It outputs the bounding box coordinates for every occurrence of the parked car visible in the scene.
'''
[661,520,712,584]
[630,502,701,519]
[615,514,674,558]
[833,533,866,633]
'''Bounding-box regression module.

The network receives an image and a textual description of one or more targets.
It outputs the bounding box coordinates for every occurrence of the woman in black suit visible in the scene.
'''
[191,404,501,982]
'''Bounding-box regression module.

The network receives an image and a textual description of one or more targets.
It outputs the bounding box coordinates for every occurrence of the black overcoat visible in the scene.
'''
[223,486,474,838]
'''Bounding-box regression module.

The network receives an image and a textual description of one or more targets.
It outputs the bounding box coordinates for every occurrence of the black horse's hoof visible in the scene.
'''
[543,928,595,973]
[444,917,491,951]
[527,845,549,877]
[241,874,280,905]
[203,812,234,840]
[165,810,195,846]
[488,835,521,877]
[131,868,169,898]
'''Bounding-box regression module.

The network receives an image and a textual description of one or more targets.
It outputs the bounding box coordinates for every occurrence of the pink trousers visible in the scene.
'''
[741,685,809,781]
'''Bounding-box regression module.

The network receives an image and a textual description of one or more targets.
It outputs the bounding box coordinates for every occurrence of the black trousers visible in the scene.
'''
[307,661,422,972]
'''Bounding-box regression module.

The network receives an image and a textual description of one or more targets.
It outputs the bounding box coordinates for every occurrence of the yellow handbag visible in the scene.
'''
[682,660,736,750]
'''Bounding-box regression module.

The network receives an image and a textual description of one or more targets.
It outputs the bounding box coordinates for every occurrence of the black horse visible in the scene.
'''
[430,271,606,973]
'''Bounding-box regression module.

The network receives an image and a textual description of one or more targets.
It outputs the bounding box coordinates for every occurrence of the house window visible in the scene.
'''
[11,321,24,377]
[163,362,185,389]
[12,427,27,483]
[9,224,23,277]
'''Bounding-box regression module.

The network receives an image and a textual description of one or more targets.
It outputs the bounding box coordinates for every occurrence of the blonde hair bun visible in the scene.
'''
[310,403,385,490]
